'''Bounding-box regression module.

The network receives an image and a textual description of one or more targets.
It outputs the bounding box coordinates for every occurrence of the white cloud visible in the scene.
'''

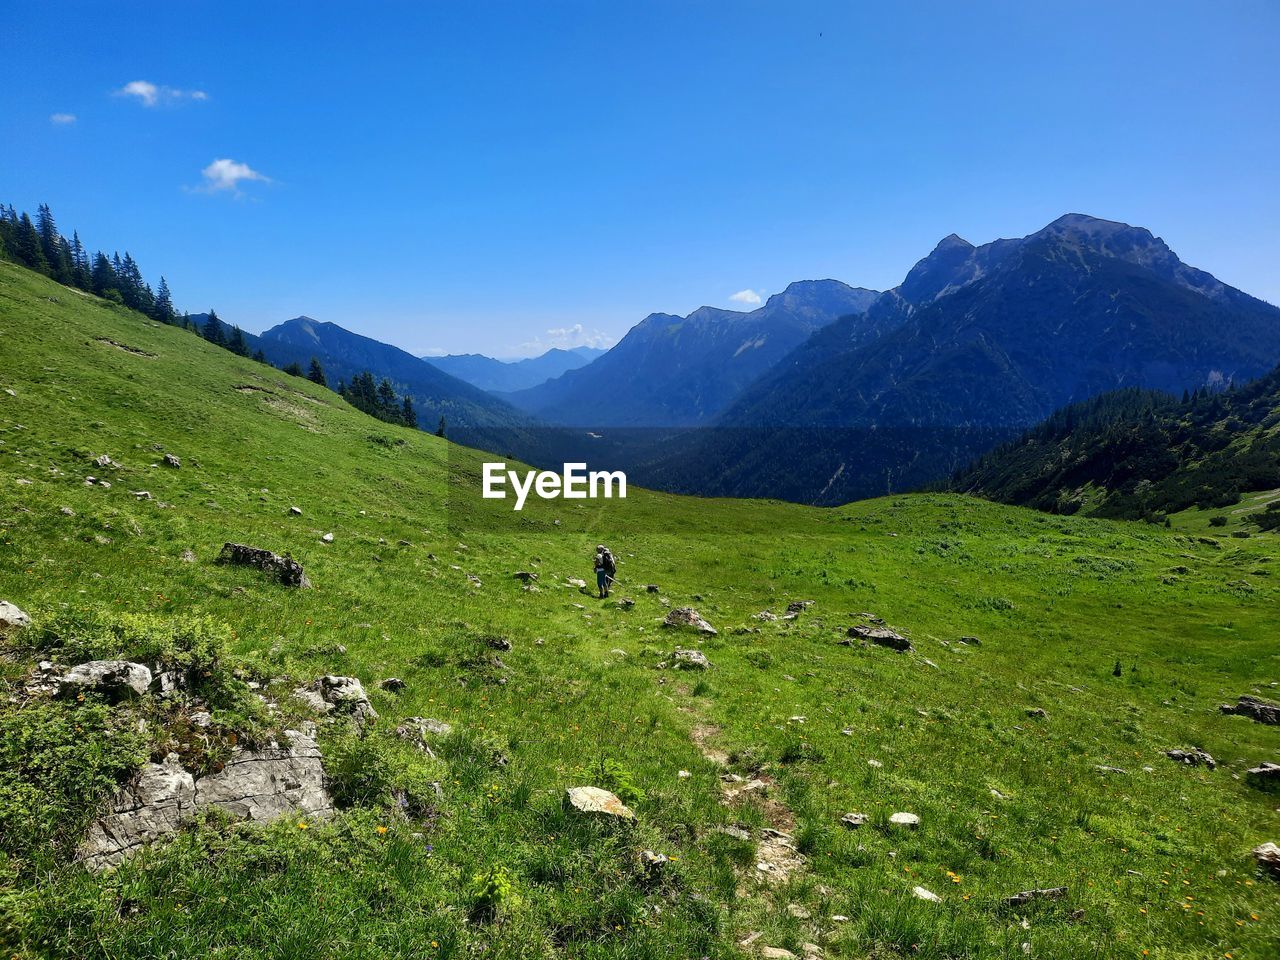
[49,113,77,125]
[116,80,208,106]
[515,323,616,357]
[729,288,763,305]
[199,158,271,195]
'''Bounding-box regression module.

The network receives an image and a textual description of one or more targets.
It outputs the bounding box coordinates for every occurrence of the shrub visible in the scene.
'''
[468,865,516,921]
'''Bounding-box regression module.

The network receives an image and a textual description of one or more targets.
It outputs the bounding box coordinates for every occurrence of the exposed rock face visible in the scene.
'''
[194,729,332,824]
[1165,747,1216,769]
[0,600,30,633]
[845,624,912,652]
[79,730,332,870]
[1254,842,1280,879]
[671,648,712,670]
[565,786,635,820]
[60,660,153,700]
[79,754,195,869]
[217,542,310,588]
[1248,763,1280,790]
[754,827,804,883]
[663,607,716,634]
[1221,696,1280,725]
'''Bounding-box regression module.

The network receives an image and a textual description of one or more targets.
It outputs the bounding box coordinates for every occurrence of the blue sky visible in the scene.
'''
[5,1,1278,358]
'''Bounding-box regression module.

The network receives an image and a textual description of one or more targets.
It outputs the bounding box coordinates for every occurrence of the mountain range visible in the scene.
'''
[632,214,1280,503]
[423,346,604,394]
[503,280,879,427]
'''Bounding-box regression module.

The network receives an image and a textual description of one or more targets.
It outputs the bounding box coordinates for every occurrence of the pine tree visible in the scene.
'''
[252,348,267,363]
[376,378,397,416]
[153,277,176,324]
[401,396,417,428]
[90,251,117,295]
[203,310,226,346]
[35,204,66,280]
[284,361,304,377]
[227,325,250,356]
[307,357,327,387]
[69,232,90,289]
[13,213,48,273]
[436,415,447,438]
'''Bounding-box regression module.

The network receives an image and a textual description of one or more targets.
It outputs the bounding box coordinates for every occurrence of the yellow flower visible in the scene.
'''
[297,821,309,830]
[376,826,388,835]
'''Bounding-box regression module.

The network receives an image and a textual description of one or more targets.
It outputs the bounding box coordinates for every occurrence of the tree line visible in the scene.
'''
[2,200,427,437]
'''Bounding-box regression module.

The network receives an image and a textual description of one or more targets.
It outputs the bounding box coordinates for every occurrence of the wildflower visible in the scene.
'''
[297,821,309,830]
[376,826,388,835]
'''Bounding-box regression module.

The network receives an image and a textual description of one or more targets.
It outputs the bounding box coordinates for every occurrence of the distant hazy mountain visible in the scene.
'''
[254,316,535,448]
[504,280,880,427]
[639,214,1280,504]
[424,345,604,393]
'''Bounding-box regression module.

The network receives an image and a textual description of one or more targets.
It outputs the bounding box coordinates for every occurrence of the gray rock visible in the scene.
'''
[844,624,911,652]
[92,454,122,469]
[321,532,334,543]
[640,849,669,875]
[0,600,31,633]
[513,571,538,583]
[645,584,660,593]
[396,717,452,754]
[888,812,920,829]
[379,677,406,692]
[567,577,587,588]
[317,675,376,721]
[1255,841,1280,879]
[162,454,181,468]
[755,610,778,621]
[486,636,513,651]
[217,542,310,588]
[617,598,635,609]
[840,812,868,829]
[1165,747,1216,769]
[912,885,942,903]
[61,660,153,700]
[289,506,303,516]
[671,648,712,670]
[194,729,332,825]
[786,600,814,614]
[179,549,197,563]
[565,785,634,820]
[1221,695,1280,725]
[78,753,195,869]
[1026,708,1047,719]
[663,607,716,635]
[1005,887,1068,907]
[1246,762,1280,790]
[59,506,75,516]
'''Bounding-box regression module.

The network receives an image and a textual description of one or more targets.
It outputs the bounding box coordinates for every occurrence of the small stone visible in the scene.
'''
[486,636,513,651]
[567,577,587,588]
[843,624,911,652]
[321,532,334,543]
[60,660,152,700]
[1025,707,1047,719]
[1254,841,1280,878]
[289,506,303,516]
[759,948,797,960]
[663,607,716,634]
[889,812,919,829]
[786,903,811,919]
[677,769,691,779]
[867,758,883,768]
[179,549,197,563]
[912,885,942,902]
[379,677,406,692]
[618,598,635,609]
[640,849,669,874]
[162,454,181,468]
[1005,887,1068,907]
[840,812,868,829]
[59,506,75,516]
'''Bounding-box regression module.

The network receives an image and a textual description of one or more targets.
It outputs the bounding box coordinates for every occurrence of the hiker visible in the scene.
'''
[594,544,617,598]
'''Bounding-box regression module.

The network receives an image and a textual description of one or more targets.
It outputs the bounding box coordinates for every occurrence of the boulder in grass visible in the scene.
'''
[1247,762,1280,791]
[162,454,181,468]
[1005,887,1068,907]
[0,600,30,633]
[671,648,711,670]
[889,812,920,829]
[1165,747,1216,769]
[912,886,942,903]
[217,542,310,588]
[1221,695,1280,725]
[1253,842,1280,879]
[663,607,716,635]
[845,624,911,652]
[840,812,869,829]
[60,660,153,701]
[565,786,634,820]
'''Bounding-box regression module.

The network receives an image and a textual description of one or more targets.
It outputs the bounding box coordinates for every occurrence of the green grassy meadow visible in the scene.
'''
[1,259,1278,959]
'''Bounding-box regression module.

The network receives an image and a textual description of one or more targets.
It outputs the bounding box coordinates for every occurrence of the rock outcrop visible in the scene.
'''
[663,607,716,634]
[1221,696,1280,725]
[1165,747,1216,769]
[294,675,377,723]
[217,542,310,588]
[79,729,332,870]
[1247,763,1280,790]
[1253,842,1280,879]
[670,648,712,670]
[844,624,912,652]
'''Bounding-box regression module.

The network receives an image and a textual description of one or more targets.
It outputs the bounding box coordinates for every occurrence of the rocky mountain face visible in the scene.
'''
[503,280,880,427]
[637,215,1280,504]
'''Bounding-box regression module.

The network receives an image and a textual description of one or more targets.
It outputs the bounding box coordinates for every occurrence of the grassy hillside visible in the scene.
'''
[1,259,1277,959]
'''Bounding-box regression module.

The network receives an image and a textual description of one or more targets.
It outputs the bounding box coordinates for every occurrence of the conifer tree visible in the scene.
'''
[284,361,304,377]
[307,357,327,387]
[13,213,48,274]
[90,252,117,295]
[153,277,176,324]
[203,310,226,346]
[401,396,417,428]
[436,415,447,438]
[227,325,250,356]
